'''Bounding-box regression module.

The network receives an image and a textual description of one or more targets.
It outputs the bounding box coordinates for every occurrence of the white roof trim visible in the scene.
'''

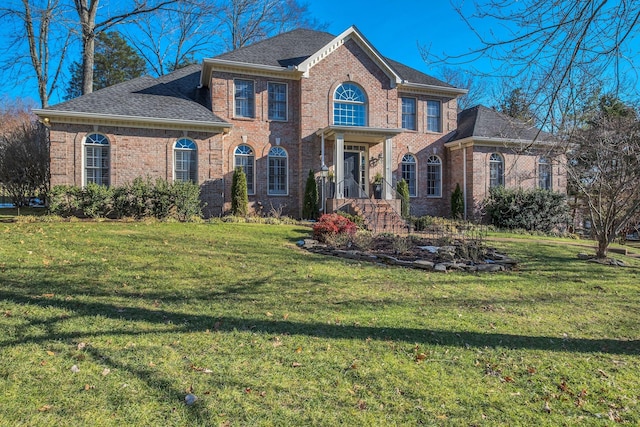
[399,82,468,96]
[297,26,403,86]
[33,109,232,132]
[200,58,302,86]
[445,136,557,150]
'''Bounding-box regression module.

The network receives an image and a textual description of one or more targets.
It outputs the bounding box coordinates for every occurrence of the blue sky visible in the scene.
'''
[2,1,487,107]
[307,0,482,76]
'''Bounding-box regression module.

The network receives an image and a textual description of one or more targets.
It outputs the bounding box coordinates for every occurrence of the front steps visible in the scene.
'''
[343,198,410,234]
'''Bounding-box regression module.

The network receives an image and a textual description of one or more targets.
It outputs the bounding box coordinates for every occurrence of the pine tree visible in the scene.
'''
[302,169,318,220]
[65,31,146,100]
[231,167,248,216]
[451,183,464,219]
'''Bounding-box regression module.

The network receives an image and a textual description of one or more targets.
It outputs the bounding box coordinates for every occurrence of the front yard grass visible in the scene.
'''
[0,221,638,426]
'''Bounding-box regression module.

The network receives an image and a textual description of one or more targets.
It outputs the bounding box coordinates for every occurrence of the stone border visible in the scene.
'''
[297,239,518,273]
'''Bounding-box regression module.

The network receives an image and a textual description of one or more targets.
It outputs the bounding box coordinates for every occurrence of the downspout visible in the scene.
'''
[462,144,467,220]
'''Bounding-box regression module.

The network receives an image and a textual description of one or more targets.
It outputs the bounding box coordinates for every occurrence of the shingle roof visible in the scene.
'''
[449,105,554,143]
[214,28,336,67]
[42,64,226,124]
[214,28,456,89]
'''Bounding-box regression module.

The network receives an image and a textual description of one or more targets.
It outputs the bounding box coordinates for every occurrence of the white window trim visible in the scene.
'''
[401,153,418,198]
[333,83,368,127]
[267,146,288,196]
[173,138,198,183]
[401,96,417,131]
[234,144,256,195]
[267,81,288,122]
[426,99,442,133]
[82,133,110,187]
[426,155,443,198]
[234,78,256,119]
[489,152,505,188]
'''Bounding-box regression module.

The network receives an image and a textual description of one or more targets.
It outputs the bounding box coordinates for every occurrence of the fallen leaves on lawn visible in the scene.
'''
[38,404,53,412]
[70,365,80,373]
[291,362,302,368]
[101,368,111,376]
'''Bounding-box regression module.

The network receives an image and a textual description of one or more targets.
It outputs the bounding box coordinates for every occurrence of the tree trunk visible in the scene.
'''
[596,235,608,259]
[74,0,98,95]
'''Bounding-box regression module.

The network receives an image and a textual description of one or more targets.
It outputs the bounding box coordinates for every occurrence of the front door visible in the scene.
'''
[343,145,367,198]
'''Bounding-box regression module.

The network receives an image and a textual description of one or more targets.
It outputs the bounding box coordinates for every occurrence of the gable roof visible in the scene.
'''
[34,64,230,132]
[214,28,336,68]
[202,26,465,95]
[447,105,555,146]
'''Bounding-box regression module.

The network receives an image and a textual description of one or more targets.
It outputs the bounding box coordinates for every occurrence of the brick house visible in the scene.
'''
[33,26,565,222]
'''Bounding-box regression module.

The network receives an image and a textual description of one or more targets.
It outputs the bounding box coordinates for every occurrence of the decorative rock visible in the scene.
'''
[418,246,439,253]
[577,253,592,260]
[476,264,505,272]
[413,260,435,270]
[434,263,448,272]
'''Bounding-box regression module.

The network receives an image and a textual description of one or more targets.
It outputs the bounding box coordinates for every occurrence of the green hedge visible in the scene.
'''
[49,178,203,221]
[484,187,569,233]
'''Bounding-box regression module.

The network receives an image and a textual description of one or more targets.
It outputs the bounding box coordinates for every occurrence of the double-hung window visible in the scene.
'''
[84,133,110,186]
[426,156,442,197]
[174,138,197,182]
[268,82,287,121]
[401,97,416,130]
[268,146,287,195]
[235,79,255,118]
[426,100,441,132]
[234,145,255,194]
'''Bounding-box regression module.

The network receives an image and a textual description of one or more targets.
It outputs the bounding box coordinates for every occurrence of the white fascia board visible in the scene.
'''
[200,58,302,87]
[33,109,232,132]
[444,136,558,150]
[297,26,403,86]
[399,82,468,97]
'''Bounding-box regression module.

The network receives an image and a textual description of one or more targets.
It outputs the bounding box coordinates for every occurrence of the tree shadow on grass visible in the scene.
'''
[1,290,637,356]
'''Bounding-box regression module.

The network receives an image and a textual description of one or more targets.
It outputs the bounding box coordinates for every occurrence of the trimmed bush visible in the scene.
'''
[231,167,249,216]
[396,179,410,218]
[47,178,203,221]
[171,180,203,221]
[49,185,80,217]
[302,169,318,220]
[78,183,113,218]
[451,183,464,219]
[484,187,569,233]
[312,213,357,243]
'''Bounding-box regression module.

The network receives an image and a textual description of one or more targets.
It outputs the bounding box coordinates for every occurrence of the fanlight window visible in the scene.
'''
[268,146,287,195]
[426,155,442,197]
[333,83,367,126]
[401,153,417,197]
[84,133,110,186]
[234,145,255,194]
[489,153,504,188]
[174,138,197,182]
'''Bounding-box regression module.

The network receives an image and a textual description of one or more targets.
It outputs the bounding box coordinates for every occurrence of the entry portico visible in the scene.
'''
[316,126,403,201]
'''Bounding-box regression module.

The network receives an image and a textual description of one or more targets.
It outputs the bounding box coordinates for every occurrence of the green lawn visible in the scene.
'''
[0,221,638,426]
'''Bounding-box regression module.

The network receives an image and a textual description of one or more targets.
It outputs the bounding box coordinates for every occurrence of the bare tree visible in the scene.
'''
[436,66,489,111]
[0,120,50,213]
[567,99,640,258]
[72,0,183,95]
[0,0,72,107]
[125,1,221,76]
[219,0,326,50]
[439,1,640,132]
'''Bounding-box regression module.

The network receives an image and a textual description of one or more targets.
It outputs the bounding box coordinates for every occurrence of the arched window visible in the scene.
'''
[426,155,442,197]
[333,83,367,126]
[268,146,288,195]
[84,133,110,186]
[234,145,255,194]
[174,138,197,182]
[401,153,417,197]
[538,157,552,190]
[489,153,504,188]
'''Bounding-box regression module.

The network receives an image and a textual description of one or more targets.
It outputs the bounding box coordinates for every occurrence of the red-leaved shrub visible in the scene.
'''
[312,213,357,242]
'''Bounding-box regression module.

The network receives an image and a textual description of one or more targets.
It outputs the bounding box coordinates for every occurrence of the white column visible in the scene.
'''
[335,133,344,199]
[383,137,393,199]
